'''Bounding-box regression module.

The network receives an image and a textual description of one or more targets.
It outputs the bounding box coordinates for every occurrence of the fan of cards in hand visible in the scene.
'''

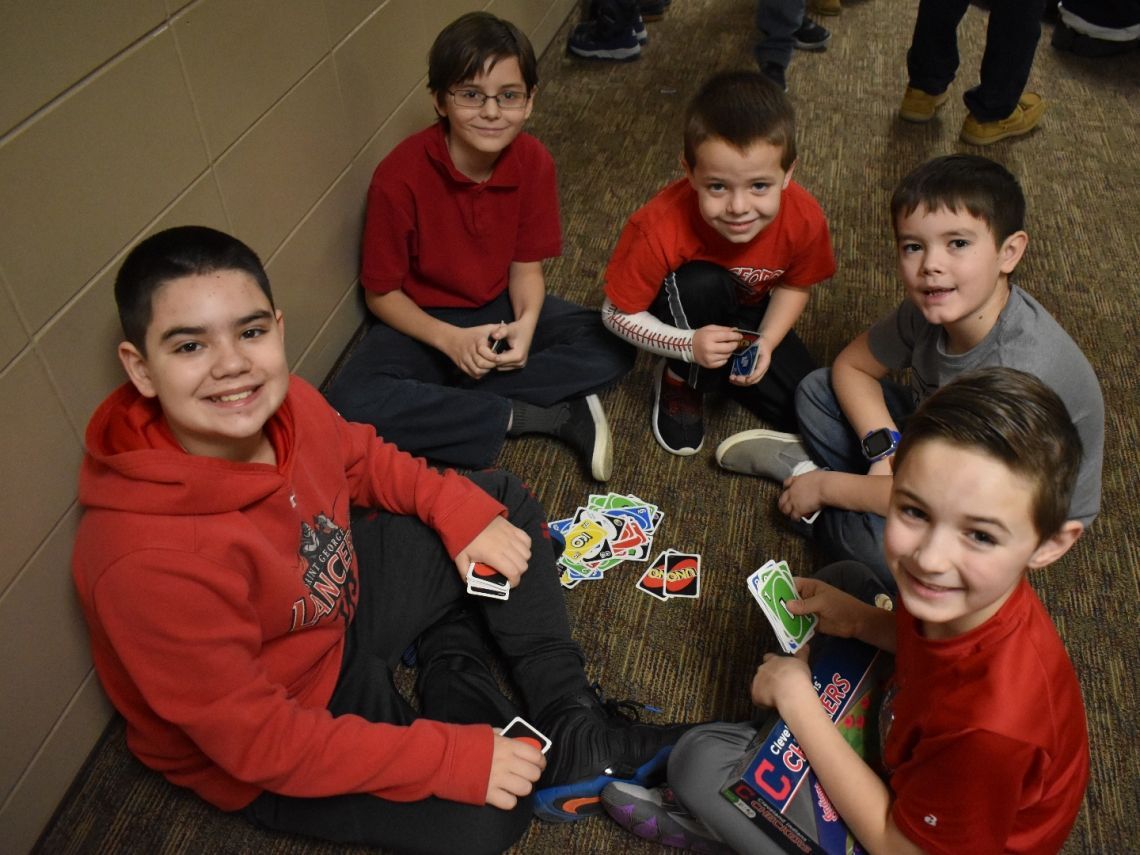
[747,560,817,654]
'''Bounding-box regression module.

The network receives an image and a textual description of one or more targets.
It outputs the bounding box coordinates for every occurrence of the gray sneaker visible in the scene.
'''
[715,430,818,481]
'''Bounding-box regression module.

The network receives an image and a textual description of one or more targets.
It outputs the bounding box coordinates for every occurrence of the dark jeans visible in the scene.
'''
[326,292,635,469]
[243,470,587,854]
[906,0,1049,121]
[650,260,816,432]
[754,0,809,67]
[795,368,916,590]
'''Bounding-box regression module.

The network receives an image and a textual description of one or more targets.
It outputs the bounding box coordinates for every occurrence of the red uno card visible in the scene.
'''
[636,551,671,601]
[664,552,701,598]
[501,716,552,754]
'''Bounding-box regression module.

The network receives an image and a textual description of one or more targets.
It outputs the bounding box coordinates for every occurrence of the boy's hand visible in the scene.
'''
[455,516,531,587]
[485,732,545,810]
[729,335,772,386]
[692,325,742,369]
[789,578,866,639]
[778,470,827,519]
[491,320,535,371]
[750,648,813,709]
[445,324,503,380]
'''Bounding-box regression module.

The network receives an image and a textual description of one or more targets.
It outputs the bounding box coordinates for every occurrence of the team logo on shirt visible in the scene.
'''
[290,513,357,631]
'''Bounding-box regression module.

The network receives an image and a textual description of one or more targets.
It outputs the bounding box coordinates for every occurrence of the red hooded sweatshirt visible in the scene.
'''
[72,376,506,810]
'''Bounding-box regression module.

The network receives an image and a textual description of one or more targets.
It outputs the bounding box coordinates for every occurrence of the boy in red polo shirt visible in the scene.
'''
[326,12,633,482]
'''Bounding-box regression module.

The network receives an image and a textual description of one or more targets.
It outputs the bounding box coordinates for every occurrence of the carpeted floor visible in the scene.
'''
[36,1,1140,853]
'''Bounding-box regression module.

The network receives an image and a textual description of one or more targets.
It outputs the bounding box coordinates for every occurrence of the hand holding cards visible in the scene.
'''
[747,560,817,653]
[467,561,511,600]
[731,328,761,378]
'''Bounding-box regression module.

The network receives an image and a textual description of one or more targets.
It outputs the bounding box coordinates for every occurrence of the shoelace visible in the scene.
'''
[590,681,662,720]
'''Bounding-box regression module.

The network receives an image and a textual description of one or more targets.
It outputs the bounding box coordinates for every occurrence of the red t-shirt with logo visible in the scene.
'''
[603,177,835,313]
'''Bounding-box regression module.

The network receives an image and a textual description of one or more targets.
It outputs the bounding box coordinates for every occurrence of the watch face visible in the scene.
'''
[864,429,895,458]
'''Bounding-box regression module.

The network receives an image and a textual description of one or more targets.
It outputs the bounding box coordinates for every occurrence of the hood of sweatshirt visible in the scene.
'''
[79,382,295,516]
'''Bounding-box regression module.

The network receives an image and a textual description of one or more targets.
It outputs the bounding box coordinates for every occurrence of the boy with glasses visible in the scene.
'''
[327,12,634,482]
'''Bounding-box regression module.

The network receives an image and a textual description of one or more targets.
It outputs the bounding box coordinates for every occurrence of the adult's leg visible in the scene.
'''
[754,0,805,68]
[476,295,636,406]
[324,321,511,470]
[966,0,1050,121]
[668,722,788,855]
[906,0,972,96]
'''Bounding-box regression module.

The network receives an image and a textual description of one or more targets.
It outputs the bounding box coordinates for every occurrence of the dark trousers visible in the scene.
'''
[754,0,808,67]
[243,470,588,855]
[325,292,636,469]
[649,261,816,432]
[906,0,1049,121]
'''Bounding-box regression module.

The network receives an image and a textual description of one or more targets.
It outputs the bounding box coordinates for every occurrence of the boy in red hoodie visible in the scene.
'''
[72,226,684,853]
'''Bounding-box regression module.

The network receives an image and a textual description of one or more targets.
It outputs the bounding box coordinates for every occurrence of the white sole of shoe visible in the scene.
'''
[585,394,614,481]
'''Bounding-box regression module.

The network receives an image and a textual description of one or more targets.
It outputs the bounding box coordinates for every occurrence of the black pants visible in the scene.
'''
[243,470,588,855]
[649,260,816,432]
[325,292,636,469]
[907,0,1049,121]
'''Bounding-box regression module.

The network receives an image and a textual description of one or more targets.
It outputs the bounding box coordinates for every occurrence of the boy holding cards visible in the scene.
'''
[72,227,686,855]
[325,12,634,481]
[600,70,835,456]
[602,368,1090,853]
[717,154,1104,587]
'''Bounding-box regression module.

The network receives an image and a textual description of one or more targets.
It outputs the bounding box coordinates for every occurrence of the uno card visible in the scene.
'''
[749,561,817,653]
[663,551,701,598]
[732,339,760,378]
[732,328,761,354]
[501,716,552,754]
[467,562,510,600]
[562,516,610,563]
[637,551,671,601]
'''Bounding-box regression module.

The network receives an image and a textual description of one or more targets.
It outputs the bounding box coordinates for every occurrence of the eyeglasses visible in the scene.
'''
[446,88,530,111]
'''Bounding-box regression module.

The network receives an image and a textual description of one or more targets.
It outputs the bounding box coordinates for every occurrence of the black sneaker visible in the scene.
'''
[759,61,788,93]
[568,19,642,61]
[533,684,691,822]
[652,362,704,456]
[557,394,613,481]
[793,19,831,51]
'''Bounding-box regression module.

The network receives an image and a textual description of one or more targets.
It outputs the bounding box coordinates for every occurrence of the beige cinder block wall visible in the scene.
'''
[0,1,575,851]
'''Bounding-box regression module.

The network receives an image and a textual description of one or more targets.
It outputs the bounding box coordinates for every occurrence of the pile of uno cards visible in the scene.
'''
[549,493,663,589]
[746,560,817,653]
[635,549,701,601]
[731,328,761,377]
[466,561,511,600]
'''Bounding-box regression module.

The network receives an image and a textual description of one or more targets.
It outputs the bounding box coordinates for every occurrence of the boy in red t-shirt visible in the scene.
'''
[326,12,634,481]
[601,70,835,456]
[602,367,1090,854]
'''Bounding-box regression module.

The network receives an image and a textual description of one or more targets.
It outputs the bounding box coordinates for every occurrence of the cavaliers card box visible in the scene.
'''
[721,637,891,855]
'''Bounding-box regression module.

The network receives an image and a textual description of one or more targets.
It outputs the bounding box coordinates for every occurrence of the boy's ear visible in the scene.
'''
[118,341,158,399]
[1027,520,1084,570]
[998,230,1029,274]
[681,152,694,182]
[782,158,798,188]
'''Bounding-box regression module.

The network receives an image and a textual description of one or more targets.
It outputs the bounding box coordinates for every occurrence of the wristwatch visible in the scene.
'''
[861,428,901,462]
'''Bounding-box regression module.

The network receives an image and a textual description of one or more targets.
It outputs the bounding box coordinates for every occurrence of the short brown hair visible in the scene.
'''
[427,12,538,102]
[890,154,1026,246]
[683,71,796,171]
[893,367,1081,540]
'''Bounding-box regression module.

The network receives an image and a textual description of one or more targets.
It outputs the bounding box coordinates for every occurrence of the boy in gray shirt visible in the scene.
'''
[715,154,1104,586]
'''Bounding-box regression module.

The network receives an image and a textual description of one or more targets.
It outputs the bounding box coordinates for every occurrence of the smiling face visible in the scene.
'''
[685,137,794,245]
[895,204,1027,353]
[435,55,533,181]
[118,269,289,464]
[884,439,1070,639]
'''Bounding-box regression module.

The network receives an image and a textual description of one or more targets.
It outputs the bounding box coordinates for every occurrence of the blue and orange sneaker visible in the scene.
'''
[532,684,691,822]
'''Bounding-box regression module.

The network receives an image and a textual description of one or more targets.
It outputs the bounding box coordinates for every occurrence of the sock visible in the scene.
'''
[507,400,568,437]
